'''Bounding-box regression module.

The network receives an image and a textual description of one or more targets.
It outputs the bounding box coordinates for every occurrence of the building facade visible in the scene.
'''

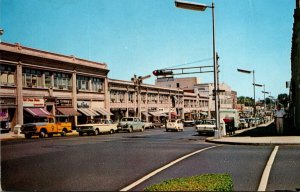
[108,78,184,122]
[0,42,212,132]
[0,42,110,130]
[290,0,300,131]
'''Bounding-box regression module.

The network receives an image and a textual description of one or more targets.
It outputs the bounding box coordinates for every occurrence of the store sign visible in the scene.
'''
[0,98,15,105]
[23,98,45,107]
[56,99,72,107]
[77,101,90,108]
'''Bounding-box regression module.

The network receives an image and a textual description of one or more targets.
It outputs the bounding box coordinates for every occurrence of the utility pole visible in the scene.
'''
[131,74,151,119]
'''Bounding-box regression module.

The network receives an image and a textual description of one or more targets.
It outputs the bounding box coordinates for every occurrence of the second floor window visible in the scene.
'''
[23,68,42,88]
[77,75,89,91]
[54,72,72,89]
[0,64,15,86]
[91,77,103,92]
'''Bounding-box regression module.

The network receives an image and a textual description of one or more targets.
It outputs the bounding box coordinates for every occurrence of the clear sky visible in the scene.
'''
[1,0,295,100]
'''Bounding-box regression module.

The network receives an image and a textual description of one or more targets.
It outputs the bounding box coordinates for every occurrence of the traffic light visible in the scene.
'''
[152,70,173,76]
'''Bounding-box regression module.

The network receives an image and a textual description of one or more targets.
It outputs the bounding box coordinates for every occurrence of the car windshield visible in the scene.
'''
[169,119,177,123]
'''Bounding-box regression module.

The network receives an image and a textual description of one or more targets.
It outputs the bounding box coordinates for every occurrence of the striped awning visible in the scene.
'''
[24,108,51,117]
[78,108,99,116]
[56,107,80,116]
[93,108,113,116]
[149,111,168,117]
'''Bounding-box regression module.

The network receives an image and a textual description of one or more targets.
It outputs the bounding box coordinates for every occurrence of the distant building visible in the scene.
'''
[290,0,300,131]
[155,77,199,92]
[156,77,237,118]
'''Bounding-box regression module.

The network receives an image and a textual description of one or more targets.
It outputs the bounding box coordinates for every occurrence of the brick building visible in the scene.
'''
[290,0,300,131]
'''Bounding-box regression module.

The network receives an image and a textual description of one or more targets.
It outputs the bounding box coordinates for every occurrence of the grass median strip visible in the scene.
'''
[144,173,233,191]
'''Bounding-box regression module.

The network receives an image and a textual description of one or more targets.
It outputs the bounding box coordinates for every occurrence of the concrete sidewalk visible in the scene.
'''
[0,130,79,141]
[206,136,300,145]
[206,121,300,145]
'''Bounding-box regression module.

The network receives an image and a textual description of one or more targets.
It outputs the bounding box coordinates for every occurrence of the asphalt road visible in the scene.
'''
[1,127,300,191]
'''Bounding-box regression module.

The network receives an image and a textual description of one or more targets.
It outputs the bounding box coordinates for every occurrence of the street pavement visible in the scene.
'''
[2,121,300,145]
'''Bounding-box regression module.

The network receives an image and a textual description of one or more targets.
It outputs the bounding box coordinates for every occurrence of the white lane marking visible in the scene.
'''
[258,146,279,191]
[120,145,222,191]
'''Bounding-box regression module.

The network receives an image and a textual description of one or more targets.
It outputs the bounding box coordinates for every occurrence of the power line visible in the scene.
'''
[161,57,213,70]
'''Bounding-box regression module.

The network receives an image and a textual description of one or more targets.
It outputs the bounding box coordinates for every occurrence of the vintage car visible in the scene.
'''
[21,116,72,139]
[117,117,145,133]
[238,118,249,129]
[152,120,165,128]
[195,119,226,135]
[166,119,184,132]
[143,121,154,129]
[76,119,118,136]
[183,119,195,127]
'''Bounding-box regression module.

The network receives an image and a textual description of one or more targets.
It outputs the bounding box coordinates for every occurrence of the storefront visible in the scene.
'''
[23,97,50,124]
[0,97,16,132]
[77,101,100,124]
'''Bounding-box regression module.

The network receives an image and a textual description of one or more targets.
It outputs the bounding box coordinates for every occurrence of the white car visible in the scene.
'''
[77,119,118,136]
[143,121,154,129]
[195,119,225,135]
[238,119,249,129]
[166,119,184,132]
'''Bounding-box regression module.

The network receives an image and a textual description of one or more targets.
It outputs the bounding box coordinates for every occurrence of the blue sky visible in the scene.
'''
[1,0,295,99]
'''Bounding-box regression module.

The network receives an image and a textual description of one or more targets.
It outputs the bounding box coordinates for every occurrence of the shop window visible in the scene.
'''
[0,65,15,86]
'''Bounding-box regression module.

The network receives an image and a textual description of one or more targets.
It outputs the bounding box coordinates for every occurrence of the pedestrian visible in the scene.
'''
[274,104,286,135]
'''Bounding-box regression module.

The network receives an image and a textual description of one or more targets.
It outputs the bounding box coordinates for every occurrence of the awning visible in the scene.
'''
[56,107,80,116]
[149,111,168,117]
[24,108,51,117]
[142,111,148,116]
[93,108,113,116]
[78,108,99,116]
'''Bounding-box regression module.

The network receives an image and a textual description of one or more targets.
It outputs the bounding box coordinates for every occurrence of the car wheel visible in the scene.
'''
[39,129,47,138]
[94,129,99,136]
[25,133,32,139]
[110,129,114,134]
[61,128,67,137]
[166,129,169,132]
[79,132,83,136]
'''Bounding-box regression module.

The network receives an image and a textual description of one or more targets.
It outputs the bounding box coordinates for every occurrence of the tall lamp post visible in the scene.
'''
[262,84,269,111]
[237,68,262,118]
[175,0,220,138]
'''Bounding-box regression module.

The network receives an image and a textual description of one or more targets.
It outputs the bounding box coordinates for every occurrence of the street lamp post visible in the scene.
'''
[262,84,270,111]
[237,68,262,118]
[175,0,221,138]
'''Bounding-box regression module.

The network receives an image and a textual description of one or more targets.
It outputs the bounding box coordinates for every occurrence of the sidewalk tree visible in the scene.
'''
[238,96,254,106]
[277,93,289,108]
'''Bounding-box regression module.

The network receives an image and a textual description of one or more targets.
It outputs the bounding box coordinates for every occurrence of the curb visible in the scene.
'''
[205,138,300,146]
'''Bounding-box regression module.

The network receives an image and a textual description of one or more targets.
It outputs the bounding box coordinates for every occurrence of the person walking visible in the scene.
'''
[274,104,286,135]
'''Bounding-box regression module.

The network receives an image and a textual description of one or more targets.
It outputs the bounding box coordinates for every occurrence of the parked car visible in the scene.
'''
[21,116,72,139]
[0,121,10,133]
[166,119,184,132]
[76,119,118,136]
[238,118,249,129]
[183,119,195,127]
[143,121,154,129]
[117,117,145,133]
[152,120,164,128]
[195,119,226,135]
